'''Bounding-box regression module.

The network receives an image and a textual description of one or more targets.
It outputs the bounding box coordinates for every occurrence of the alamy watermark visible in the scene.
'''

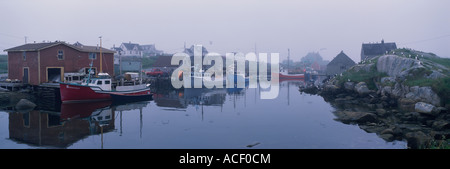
[170,45,279,99]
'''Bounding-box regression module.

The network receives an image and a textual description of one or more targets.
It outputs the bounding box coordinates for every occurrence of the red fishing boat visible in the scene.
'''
[59,37,151,103]
[278,70,305,79]
[60,72,151,102]
[278,49,304,79]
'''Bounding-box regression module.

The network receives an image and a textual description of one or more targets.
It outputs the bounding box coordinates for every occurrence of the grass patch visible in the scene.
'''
[0,62,7,73]
[405,76,450,105]
[403,67,449,105]
[431,77,450,105]
[0,55,7,73]
[142,55,160,69]
[422,136,450,149]
[423,56,450,69]
[336,65,388,90]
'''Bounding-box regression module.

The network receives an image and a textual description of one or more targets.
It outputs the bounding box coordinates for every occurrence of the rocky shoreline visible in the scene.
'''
[304,81,449,148]
[300,53,450,149]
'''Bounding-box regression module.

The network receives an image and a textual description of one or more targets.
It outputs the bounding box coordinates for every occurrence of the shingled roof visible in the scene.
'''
[4,41,115,53]
[328,51,356,66]
[153,55,178,67]
[122,42,142,51]
[361,40,397,60]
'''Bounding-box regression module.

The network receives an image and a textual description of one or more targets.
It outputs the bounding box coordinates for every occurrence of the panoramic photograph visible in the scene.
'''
[1,0,449,158]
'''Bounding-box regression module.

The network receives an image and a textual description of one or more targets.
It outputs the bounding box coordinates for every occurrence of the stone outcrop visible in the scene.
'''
[406,86,440,106]
[344,82,355,91]
[15,99,36,111]
[414,102,437,115]
[334,111,378,124]
[376,55,424,78]
[354,82,370,95]
[302,51,449,148]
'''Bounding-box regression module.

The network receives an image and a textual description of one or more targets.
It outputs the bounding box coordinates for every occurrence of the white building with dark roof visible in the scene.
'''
[112,42,164,57]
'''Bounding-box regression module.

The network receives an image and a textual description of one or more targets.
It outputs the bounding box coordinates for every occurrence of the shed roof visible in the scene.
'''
[361,41,397,56]
[4,41,115,53]
[122,42,142,51]
[153,55,179,67]
[327,51,356,66]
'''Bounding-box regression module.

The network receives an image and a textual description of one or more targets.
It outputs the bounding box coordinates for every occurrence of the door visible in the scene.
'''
[23,67,29,84]
[47,67,63,82]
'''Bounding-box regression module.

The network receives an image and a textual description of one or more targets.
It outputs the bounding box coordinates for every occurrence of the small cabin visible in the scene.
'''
[326,51,356,75]
[81,73,112,91]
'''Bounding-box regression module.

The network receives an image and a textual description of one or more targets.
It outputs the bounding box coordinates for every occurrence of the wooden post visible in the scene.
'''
[101,125,104,149]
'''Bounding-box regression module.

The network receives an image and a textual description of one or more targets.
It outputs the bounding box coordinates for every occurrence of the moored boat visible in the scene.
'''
[278,70,304,79]
[60,37,151,103]
[110,89,153,103]
[60,72,151,102]
[279,72,305,79]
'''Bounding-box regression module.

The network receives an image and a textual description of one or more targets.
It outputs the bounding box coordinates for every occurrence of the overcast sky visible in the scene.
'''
[1,0,449,62]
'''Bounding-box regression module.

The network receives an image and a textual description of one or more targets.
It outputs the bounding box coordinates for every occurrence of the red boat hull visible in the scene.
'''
[60,83,111,102]
[278,73,304,79]
[61,100,112,120]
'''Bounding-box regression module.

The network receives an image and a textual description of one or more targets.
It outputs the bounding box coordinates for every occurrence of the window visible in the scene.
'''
[97,80,102,85]
[89,53,97,59]
[22,51,26,60]
[105,80,110,84]
[57,50,64,60]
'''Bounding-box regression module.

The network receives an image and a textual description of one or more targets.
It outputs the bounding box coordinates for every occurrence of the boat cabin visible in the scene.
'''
[64,72,86,83]
[81,73,112,91]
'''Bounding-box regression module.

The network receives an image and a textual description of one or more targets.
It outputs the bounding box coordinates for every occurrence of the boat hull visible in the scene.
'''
[278,73,304,79]
[60,83,111,102]
[110,90,152,103]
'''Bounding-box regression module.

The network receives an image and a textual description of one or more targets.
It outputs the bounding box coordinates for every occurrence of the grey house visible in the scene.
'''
[152,55,179,74]
[326,51,356,75]
[361,40,397,61]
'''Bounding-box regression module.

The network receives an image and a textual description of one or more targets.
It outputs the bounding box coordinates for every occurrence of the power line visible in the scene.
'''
[399,34,450,45]
[0,32,23,40]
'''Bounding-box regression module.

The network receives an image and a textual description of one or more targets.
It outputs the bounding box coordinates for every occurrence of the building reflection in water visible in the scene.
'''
[6,86,237,148]
[7,80,308,148]
[7,99,151,148]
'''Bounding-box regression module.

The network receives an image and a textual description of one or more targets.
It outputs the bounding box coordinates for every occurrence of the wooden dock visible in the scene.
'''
[0,82,29,91]
[35,83,61,111]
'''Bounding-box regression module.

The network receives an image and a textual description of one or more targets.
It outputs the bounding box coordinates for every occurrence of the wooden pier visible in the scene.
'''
[35,83,61,111]
[0,82,29,91]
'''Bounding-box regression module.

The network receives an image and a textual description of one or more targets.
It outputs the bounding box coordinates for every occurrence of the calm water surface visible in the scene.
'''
[0,81,407,149]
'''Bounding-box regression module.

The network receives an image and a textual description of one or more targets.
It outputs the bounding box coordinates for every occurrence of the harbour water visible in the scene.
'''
[0,80,407,149]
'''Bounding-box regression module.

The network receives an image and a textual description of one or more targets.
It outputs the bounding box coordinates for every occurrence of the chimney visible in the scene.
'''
[381,39,384,44]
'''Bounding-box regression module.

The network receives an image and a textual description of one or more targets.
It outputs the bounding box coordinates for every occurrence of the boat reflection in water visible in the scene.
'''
[7,98,151,148]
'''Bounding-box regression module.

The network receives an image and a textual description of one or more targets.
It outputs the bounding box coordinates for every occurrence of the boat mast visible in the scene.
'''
[287,48,290,73]
[99,36,103,74]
